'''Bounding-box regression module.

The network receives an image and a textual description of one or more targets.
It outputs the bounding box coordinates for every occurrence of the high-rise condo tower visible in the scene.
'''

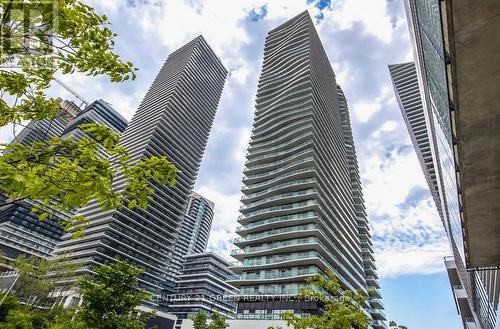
[228,11,385,328]
[56,36,227,307]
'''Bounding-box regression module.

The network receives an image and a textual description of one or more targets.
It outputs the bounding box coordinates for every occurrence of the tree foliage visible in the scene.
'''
[75,260,154,329]
[8,254,77,305]
[0,0,137,125]
[280,270,369,329]
[0,259,152,329]
[0,0,179,235]
[192,311,229,329]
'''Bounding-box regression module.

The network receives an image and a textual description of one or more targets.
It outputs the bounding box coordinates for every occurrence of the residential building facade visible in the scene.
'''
[228,11,385,328]
[168,252,237,329]
[388,62,442,220]
[55,36,227,308]
[398,1,500,327]
[169,192,215,278]
[0,99,126,261]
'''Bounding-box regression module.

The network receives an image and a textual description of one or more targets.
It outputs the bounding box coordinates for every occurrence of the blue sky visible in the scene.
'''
[0,0,462,327]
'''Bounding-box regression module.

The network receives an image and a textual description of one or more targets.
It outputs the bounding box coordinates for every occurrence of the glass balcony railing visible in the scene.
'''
[233,224,318,244]
[249,124,313,151]
[368,297,384,308]
[237,200,318,221]
[235,211,317,231]
[370,308,387,319]
[242,168,316,191]
[245,140,313,164]
[243,157,314,181]
[371,320,388,328]
[239,267,323,281]
[236,313,284,320]
[243,149,313,174]
[242,178,316,201]
[240,189,316,211]
[249,118,313,146]
[246,132,313,157]
[230,251,324,268]
[231,237,320,256]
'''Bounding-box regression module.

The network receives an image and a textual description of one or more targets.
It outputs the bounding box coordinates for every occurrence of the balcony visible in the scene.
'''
[229,251,326,273]
[368,297,384,309]
[235,211,318,233]
[241,178,316,203]
[366,275,380,288]
[243,149,313,176]
[464,318,478,329]
[245,140,313,166]
[237,200,319,224]
[232,224,319,247]
[227,267,324,287]
[240,189,317,212]
[369,308,386,320]
[371,320,388,329]
[246,132,313,158]
[242,167,317,194]
[243,157,314,181]
[231,239,322,260]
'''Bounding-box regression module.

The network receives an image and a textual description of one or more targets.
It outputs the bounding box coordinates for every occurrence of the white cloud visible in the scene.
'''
[375,238,450,278]
[371,120,398,138]
[372,196,450,278]
[353,85,393,123]
[327,0,394,43]
[359,131,450,278]
[0,125,14,144]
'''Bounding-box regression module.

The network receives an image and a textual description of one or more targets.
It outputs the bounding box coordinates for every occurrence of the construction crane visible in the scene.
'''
[54,78,89,109]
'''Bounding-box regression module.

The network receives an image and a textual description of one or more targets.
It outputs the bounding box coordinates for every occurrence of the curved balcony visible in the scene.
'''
[253,105,311,137]
[236,211,318,235]
[256,82,311,117]
[243,149,313,177]
[240,189,317,214]
[248,113,313,143]
[242,157,314,185]
[231,238,321,260]
[229,251,327,274]
[249,118,313,146]
[241,178,317,204]
[254,99,311,127]
[227,267,324,287]
[248,124,312,154]
[242,168,317,194]
[237,199,319,224]
[232,224,319,247]
[245,139,314,166]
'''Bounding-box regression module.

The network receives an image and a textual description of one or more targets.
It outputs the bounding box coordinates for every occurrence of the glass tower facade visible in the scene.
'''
[388,62,442,219]
[168,191,215,279]
[0,100,126,260]
[228,11,385,328]
[55,36,227,308]
[168,252,237,329]
[402,1,500,327]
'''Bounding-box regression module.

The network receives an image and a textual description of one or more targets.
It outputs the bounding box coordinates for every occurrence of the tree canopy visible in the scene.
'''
[192,311,229,329]
[280,270,369,329]
[0,259,153,329]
